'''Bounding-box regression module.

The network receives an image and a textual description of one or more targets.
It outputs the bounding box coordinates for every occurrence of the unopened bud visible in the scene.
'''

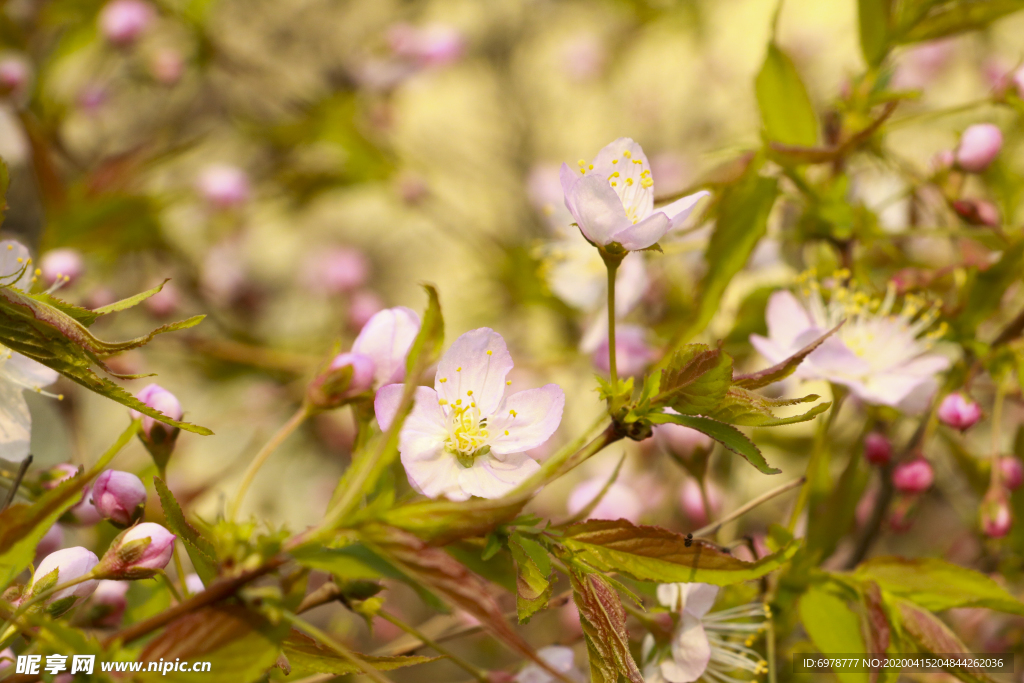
[351,306,421,386]
[952,199,1000,227]
[0,56,29,97]
[39,248,84,286]
[28,547,99,615]
[980,488,1012,538]
[892,458,934,494]
[956,124,1003,173]
[307,352,376,409]
[937,392,982,430]
[999,457,1023,490]
[130,384,182,470]
[83,580,129,627]
[99,0,155,47]
[91,470,147,527]
[96,523,175,579]
[863,432,892,466]
[34,524,65,564]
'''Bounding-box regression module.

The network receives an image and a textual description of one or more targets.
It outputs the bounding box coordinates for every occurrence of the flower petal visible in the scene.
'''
[0,352,58,390]
[679,583,719,618]
[456,451,540,499]
[0,380,31,462]
[0,240,34,291]
[589,138,654,222]
[665,613,712,682]
[435,328,513,416]
[374,383,405,432]
[663,190,711,230]
[352,306,421,385]
[611,211,669,251]
[403,447,466,500]
[764,290,814,350]
[487,384,564,454]
[565,173,630,246]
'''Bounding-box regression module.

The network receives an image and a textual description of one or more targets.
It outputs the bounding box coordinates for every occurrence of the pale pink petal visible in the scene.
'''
[565,173,630,246]
[591,137,651,178]
[806,336,872,378]
[611,211,669,251]
[374,383,405,432]
[434,328,513,416]
[764,290,814,349]
[679,583,719,618]
[487,384,564,454]
[403,448,466,500]
[657,583,683,610]
[858,371,937,408]
[0,381,32,462]
[749,334,793,365]
[663,190,711,230]
[457,451,539,499]
[0,240,34,291]
[665,613,712,682]
[352,307,421,385]
[3,353,58,389]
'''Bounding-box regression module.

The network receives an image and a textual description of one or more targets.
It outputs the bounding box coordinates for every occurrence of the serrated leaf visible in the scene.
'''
[0,285,211,435]
[656,345,733,414]
[567,565,642,683]
[92,280,174,317]
[854,556,1024,615]
[509,533,552,624]
[896,0,1024,44]
[799,584,869,683]
[756,44,819,147]
[649,412,781,474]
[707,387,831,427]
[283,631,439,677]
[379,495,528,545]
[559,519,797,585]
[734,324,843,389]
[896,600,999,683]
[154,477,218,586]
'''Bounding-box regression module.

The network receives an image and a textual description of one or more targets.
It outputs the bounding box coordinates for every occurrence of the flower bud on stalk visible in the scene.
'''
[937,392,982,430]
[95,523,175,579]
[98,0,155,47]
[306,352,375,410]
[980,488,1012,538]
[91,470,147,527]
[25,547,99,616]
[863,432,892,466]
[999,457,1023,490]
[130,384,182,472]
[892,458,934,494]
[956,124,1003,173]
[39,248,84,286]
[0,57,29,97]
[83,580,129,627]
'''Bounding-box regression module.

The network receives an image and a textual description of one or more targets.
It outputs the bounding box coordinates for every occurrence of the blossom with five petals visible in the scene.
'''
[376,328,564,501]
[560,138,709,251]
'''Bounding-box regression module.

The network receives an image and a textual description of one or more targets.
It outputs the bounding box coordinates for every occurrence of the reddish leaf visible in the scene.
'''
[567,566,643,683]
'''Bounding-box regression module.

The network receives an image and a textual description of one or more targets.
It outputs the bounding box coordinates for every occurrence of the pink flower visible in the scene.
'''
[39,248,84,286]
[981,489,1012,538]
[304,247,370,294]
[98,0,155,46]
[863,432,892,466]
[937,393,981,430]
[85,580,129,627]
[196,164,250,209]
[999,457,1022,490]
[592,325,656,377]
[184,573,205,593]
[892,458,934,494]
[351,307,421,386]
[130,383,183,440]
[376,328,564,501]
[567,477,643,523]
[560,138,709,251]
[92,470,147,527]
[956,124,1003,173]
[30,547,99,604]
[516,646,585,683]
[98,523,175,578]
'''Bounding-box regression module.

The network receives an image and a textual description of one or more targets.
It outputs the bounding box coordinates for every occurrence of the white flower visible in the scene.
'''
[751,274,950,412]
[516,645,585,683]
[0,240,60,462]
[375,328,564,502]
[560,138,709,251]
[643,583,768,683]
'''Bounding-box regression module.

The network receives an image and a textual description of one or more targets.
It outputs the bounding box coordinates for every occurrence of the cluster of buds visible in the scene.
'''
[130,384,182,471]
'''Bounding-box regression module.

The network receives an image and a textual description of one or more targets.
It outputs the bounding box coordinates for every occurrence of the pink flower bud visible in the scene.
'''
[130,383,182,439]
[303,247,370,294]
[0,56,29,96]
[34,524,64,564]
[679,478,722,527]
[98,523,175,578]
[196,163,250,209]
[85,580,129,627]
[348,290,384,329]
[952,199,1000,227]
[150,48,184,85]
[39,248,84,286]
[937,393,982,430]
[567,477,643,523]
[351,306,421,386]
[892,458,934,494]
[30,547,99,603]
[999,457,1023,490]
[184,573,205,593]
[981,489,1012,538]
[144,279,181,317]
[98,0,155,47]
[307,352,376,409]
[654,421,713,459]
[863,432,892,466]
[592,325,656,377]
[92,470,147,527]
[956,124,1003,173]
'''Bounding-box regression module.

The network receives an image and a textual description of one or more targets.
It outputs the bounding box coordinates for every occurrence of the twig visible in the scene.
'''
[378,610,489,683]
[693,477,806,538]
[1,456,31,511]
[228,404,310,520]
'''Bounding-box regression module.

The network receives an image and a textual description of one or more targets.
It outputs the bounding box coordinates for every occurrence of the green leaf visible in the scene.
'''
[92,280,176,317]
[0,422,138,589]
[858,0,892,66]
[706,387,831,427]
[566,564,643,683]
[282,631,439,677]
[799,584,869,683]
[404,283,444,382]
[378,495,528,545]
[649,412,781,474]
[656,345,733,414]
[896,0,1024,44]
[509,533,552,624]
[733,324,843,390]
[0,286,211,434]
[895,599,999,683]
[756,44,819,147]
[154,477,218,586]
[559,519,797,585]
[854,556,1024,615]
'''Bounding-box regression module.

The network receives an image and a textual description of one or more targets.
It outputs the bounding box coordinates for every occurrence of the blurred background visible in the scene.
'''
[3,0,1024,675]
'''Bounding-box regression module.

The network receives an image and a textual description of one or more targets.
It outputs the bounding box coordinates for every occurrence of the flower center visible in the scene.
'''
[445,404,490,467]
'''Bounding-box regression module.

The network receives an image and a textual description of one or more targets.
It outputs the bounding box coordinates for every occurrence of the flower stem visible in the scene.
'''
[283,611,397,683]
[693,477,805,537]
[228,404,310,520]
[605,255,620,395]
[990,378,1006,490]
[378,610,490,683]
[0,455,31,511]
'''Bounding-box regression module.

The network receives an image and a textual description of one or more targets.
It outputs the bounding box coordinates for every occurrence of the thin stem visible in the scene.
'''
[172,544,190,599]
[606,256,620,395]
[283,611,396,683]
[1,455,31,511]
[378,610,489,683]
[990,379,1006,490]
[229,404,310,520]
[693,477,805,537]
[157,570,183,603]
[766,616,778,683]
[0,572,97,640]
